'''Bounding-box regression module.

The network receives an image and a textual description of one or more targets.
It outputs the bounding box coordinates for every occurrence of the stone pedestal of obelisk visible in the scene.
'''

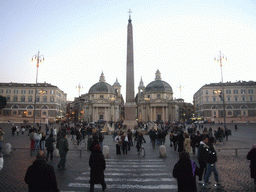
[123,13,137,130]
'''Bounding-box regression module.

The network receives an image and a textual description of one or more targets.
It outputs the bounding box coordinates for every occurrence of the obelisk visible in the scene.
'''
[124,9,137,129]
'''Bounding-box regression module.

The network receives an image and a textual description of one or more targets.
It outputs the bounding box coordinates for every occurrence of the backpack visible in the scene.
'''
[205,146,217,164]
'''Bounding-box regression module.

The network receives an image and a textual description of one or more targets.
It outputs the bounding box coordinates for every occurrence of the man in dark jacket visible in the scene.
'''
[89,144,106,192]
[197,134,208,184]
[45,133,55,161]
[247,144,256,188]
[56,132,69,169]
[24,150,59,192]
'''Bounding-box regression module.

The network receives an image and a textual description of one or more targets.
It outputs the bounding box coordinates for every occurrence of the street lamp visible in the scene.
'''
[31,51,44,126]
[76,83,83,97]
[214,51,227,127]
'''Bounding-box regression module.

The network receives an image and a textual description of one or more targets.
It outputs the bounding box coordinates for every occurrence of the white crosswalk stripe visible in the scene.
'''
[65,158,177,191]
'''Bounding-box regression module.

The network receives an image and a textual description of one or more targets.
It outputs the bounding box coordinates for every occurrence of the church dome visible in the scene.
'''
[88,72,115,94]
[145,80,173,92]
[144,70,173,93]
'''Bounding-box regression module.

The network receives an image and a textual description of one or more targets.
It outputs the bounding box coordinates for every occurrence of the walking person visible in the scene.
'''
[197,135,209,184]
[21,126,25,135]
[121,133,128,154]
[29,129,36,150]
[45,134,55,161]
[203,137,221,188]
[246,144,256,189]
[115,133,121,155]
[24,150,59,192]
[149,129,157,149]
[89,144,107,192]
[190,132,197,155]
[173,151,200,192]
[56,132,69,169]
[98,131,104,151]
[16,126,20,136]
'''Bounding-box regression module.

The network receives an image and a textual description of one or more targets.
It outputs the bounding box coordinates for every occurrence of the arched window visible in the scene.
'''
[241,105,248,109]
[11,105,19,109]
[27,105,34,109]
[211,105,218,109]
[41,105,49,109]
[226,105,233,109]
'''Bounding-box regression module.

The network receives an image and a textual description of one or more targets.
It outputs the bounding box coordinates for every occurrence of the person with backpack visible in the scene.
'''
[197,134,208,184]
[203,137,221,188]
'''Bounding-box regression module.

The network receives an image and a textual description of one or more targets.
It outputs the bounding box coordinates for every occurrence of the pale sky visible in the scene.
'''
[1,0,256,103]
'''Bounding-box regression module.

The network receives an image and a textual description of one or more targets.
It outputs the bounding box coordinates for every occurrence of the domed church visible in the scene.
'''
[77,72,124,123]
[136,69,179,122]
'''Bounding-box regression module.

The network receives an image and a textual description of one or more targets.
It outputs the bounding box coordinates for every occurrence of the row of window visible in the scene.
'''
[5,96,55,102]
[205,96,254,102]
[205,89,254,95]
[0,89,56,95]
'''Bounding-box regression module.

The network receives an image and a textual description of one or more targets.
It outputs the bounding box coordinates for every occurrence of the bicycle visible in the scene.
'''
[138,143,146,157]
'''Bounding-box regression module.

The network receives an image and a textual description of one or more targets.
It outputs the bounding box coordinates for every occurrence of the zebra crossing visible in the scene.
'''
[63,158,177,191]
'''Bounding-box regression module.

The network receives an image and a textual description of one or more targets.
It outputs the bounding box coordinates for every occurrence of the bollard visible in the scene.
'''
[3,143,12,155]
[103,145,110,159]
[159,145,166,157]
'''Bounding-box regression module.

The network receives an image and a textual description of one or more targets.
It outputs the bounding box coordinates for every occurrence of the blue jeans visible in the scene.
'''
[204,163,219,183]
[34,140,40,150]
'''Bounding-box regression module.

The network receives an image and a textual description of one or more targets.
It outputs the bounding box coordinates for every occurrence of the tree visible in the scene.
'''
[0,95,7,110]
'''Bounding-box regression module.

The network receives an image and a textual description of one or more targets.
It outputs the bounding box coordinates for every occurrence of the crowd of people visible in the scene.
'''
[0,120,255,192]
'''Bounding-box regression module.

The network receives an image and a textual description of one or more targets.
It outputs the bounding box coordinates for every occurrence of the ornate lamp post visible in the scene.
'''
[31,51,44,126]
[214,51,227,127]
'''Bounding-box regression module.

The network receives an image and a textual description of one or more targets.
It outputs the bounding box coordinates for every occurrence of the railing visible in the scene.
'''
[11,148,88,157]
[217,148,250,156]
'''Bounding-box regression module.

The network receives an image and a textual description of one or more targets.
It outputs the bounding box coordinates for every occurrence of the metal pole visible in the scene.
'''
[33,55,39,126]
[220,51,226,128]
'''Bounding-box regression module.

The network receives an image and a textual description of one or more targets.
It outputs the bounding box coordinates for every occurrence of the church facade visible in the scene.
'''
[72,72,124,123]
[136,69,180,123]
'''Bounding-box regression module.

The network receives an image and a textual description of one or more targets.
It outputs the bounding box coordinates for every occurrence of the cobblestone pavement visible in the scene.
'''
[0,123,255,192]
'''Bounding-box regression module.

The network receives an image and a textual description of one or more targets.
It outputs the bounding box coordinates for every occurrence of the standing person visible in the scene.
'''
[149,129,157,149]
[197,135,209,184]
[53,127,57,138]
[203,137,221,188]
[169,131,174,147]
[136,132,146,153]
[184,134,192,154]
[34,131,42,151]
[190,132,197,155]
[89,144,107,192]
[246,144,256,188]
[24,150,59,192]
[29,129,36,150]
[98,131,104,151]
[121,133,128,154]
[115,133,121,155]
[21,126,25,135]
[177,132,185,153]
[173,131,178,151]
[235,124,238,131]
[173,151,200,192]
[45,134,55,161]
[0,127,5,153]
[16,126,20,136]
[11,125,16,136]
[40,132,46,150]
[56,133,69,169]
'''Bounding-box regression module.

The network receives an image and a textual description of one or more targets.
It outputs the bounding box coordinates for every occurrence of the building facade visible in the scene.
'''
[135,70,180,123]
[70,73,124,123]
[0,82,67,124]
[194,81,256,123]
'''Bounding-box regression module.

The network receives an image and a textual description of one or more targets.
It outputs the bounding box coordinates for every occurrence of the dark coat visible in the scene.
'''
[46,137,55,151]
[173,159,199,192]
[89,150,106,184]
[247,148,256,178]
[56,137,69,156]
[24,159,59,192]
